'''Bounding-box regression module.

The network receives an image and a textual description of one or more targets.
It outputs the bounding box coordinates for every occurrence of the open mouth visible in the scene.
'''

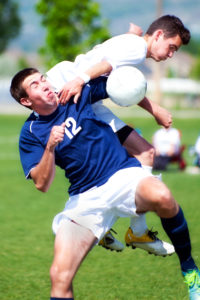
[47,91,54,97]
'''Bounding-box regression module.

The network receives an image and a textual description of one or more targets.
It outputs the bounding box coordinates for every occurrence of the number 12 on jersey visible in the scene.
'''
[65,117,82,139]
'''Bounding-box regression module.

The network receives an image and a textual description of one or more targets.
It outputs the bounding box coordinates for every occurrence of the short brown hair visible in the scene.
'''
[10,68,39,104]
[146,15,190,45]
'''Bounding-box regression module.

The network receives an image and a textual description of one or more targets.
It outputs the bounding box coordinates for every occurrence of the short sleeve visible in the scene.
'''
[89,77,108,103]
[19,124,45,179]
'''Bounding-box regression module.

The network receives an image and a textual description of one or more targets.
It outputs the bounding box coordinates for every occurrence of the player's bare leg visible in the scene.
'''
[50,220,96,298]
[101,129,174,255]
[135,176,178,217]
[122,130,174,256]
[135,175,200,299]
[123,129,155,167]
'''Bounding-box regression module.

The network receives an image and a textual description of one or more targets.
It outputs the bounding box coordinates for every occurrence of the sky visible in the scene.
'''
[2,0,200,109]
[9,0,200,53]
[97,0,200,36]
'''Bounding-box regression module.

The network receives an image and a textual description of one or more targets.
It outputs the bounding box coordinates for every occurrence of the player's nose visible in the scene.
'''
[168,51,174,58]
[41,81,50,91]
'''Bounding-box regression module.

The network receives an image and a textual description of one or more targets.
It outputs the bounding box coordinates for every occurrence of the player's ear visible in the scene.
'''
[154,29,163,41]
[20,97,32,108]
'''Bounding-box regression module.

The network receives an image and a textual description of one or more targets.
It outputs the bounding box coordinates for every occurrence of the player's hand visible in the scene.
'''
[128,22,143,36]
[48,123,66,150]
[58,77,84,105]
[154,106,172,128]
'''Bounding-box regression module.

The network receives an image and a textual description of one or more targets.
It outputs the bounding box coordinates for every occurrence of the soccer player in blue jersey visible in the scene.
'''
[46,15,190,254]
[10,68,200,300]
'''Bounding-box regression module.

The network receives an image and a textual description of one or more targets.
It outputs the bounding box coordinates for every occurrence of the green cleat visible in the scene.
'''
[183,269,200,300]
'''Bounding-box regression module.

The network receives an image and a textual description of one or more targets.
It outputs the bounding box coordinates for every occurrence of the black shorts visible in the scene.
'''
[116,125,133,145]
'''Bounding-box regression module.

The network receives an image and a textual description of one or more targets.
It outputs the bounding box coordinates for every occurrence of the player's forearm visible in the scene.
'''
[138,97,172,128]
[59,60,113,104]
[30,145,56,192]
[78,60,112,83]
[137,96,156,115]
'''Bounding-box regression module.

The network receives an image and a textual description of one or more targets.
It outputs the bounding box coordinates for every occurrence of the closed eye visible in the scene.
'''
[41,75,47,82]
[30,82,38,89]
[169,44,178,52]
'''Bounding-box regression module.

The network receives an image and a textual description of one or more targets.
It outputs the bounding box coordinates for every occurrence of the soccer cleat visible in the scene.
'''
[183,269,200,300]
[99,229,125,252]
[125,227,175,257]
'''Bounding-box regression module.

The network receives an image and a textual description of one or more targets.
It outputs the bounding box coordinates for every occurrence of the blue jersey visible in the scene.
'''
[19,77,141,195]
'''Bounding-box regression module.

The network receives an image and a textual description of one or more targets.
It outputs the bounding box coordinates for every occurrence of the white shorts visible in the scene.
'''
[92,101,126,133]
[52,167,152,241]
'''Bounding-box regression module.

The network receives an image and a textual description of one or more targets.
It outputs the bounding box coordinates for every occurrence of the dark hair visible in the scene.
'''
[10,68,39,104]
[146,15,190,45]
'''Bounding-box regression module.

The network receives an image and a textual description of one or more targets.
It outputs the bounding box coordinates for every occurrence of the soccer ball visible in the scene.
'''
[106,66,147,107]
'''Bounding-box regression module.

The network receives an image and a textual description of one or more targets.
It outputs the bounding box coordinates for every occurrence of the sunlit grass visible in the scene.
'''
[0,114,200,299]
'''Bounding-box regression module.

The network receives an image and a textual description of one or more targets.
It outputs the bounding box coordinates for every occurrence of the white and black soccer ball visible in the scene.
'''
[106,66,147,107]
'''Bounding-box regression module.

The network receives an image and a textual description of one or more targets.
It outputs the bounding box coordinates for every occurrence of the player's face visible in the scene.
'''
[21,72,58,115]
[149,32,182,62]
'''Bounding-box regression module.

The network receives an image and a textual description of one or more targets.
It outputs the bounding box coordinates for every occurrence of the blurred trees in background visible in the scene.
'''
[36,0,110,67]
[190,48,200,81]
[0,0,21,54]
[186,37,200,80]
[190,60,200,81]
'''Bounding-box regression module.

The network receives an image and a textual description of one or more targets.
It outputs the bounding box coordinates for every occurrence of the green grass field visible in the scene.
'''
[1,113,200,300]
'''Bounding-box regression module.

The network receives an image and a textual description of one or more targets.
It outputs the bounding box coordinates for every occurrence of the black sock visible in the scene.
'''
[50,298,74,300]
[161,206,197,272]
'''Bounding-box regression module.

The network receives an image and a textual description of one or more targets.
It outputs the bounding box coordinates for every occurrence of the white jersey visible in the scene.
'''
[73,34,147,71]
[46,34,147,132]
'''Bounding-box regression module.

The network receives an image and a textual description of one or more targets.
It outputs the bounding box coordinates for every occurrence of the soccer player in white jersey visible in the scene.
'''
[10,68,200,300]
[46,15,190,254]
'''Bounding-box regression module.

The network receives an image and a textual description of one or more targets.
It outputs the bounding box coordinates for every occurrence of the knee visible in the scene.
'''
[154,187,178,217]
[50,263,72,291]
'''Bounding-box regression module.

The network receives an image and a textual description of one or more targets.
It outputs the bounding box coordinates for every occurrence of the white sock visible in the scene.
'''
[129,165,152,237]
[130,214,148,237]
